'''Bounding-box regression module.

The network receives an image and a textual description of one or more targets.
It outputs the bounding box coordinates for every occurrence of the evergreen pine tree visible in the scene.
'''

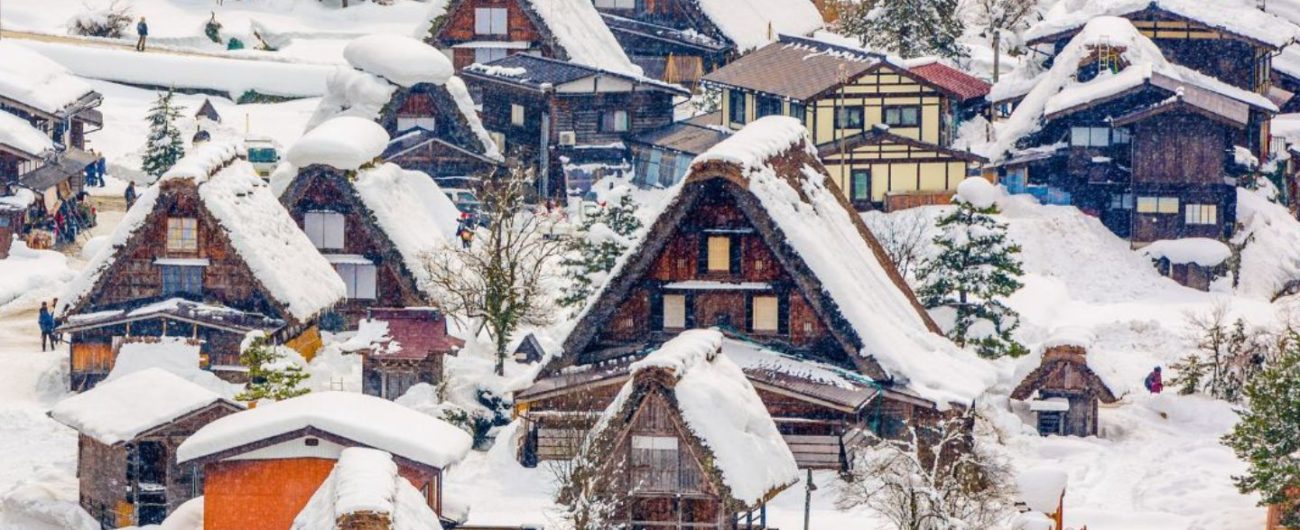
[1169,354,1206,395]
[558,190,642,315]
[839,0,968,59]
[916,189,1026,358]
[141,89,186,179]
[1223,334,1300,527]
[235,334,310,402]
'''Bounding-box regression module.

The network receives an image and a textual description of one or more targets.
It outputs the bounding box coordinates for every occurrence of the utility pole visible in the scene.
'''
[803,469,817,530]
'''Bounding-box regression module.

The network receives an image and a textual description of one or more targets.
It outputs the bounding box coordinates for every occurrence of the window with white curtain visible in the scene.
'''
[335,262,377,299]
[474,8,508,35]
[304,211,345,250]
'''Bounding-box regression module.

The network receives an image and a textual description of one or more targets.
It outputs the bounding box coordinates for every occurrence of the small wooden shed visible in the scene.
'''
[1012,344,1118,437]
[356,308,463,400]
[291,448,445,530]
[48,368,242,529]
[195,99,222,123]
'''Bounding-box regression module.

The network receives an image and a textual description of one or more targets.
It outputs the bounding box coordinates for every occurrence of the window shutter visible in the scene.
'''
[745,294,754,331]
[729,236,741,274]
[492,8,508,35]
[474,8,491,34]
[778,294,789,334]
[304,212,324,248]
[684,294,696,328]
[696,236,708,273]
[357,264,378,299]
[325,213,346,249]
[649,289,664,331]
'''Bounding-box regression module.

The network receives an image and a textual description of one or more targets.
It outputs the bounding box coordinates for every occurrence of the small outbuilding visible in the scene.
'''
[564,329,798,529]
[1011,343,1118,437]
[48,368,242,529]
[291,447,445,530]
[195,99,222,123]
[355,308,463,400]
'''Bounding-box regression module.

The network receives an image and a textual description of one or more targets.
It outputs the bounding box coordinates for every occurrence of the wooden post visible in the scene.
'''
[803,469,814,530]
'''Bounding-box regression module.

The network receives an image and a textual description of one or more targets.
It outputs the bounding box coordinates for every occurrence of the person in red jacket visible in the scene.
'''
[1144,366,1163,394]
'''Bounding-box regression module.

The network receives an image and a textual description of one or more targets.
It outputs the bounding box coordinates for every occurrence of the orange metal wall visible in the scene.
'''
[203,458,335,530]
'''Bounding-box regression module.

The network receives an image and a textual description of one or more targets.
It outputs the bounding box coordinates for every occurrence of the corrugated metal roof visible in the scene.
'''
[909,61,991,102]
[629,122,730,155]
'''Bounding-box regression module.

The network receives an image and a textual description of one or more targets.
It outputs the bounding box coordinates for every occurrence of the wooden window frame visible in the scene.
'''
[835,106,865,129]
[474,7,508,36]
[160,265,203,297]
[728,89,747,125]
[166,217,198,252]
[510,104,526,127]
[1185,203,1217,225]
[705,236,730,272]
[883,105,920,127]
[662,294,687,329]
[335,262,378,300]
[751,295,779,332]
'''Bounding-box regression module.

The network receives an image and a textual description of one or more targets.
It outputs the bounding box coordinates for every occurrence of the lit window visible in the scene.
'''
[511,104,526,127]
[335,262,377,300]
[1137,197,1179,214]
[474,7,508,36]
[1185,204,1217,225]
[1157,197,1180,214]
[663,294,686,329]
[706,236,730,272]
[166,218,198,252]
[304,211,345,250]
[752,296,779,332]
[883,106,920,127]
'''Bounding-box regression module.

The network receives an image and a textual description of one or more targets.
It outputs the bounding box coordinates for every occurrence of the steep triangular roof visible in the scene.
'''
[1011,344,1119,403]
[560,116,993,405]
[59,142,346,325]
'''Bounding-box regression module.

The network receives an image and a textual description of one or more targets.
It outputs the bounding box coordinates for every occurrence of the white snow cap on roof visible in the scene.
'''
[177,391,473,469]
[0,41,95,115]
[523,0,642,76]
[291,448,444,530]
[50,368,234,446]
[626,329,798,505]
[1026,0,1300,48]
[352,163,462,297]
[61,141,347,322]
[288,116,390,171]
[992,16,1277,160]
[693,117,994,405]
[0,111,54,156]
[696,0,823,52]
[344,34,454,88]
[1139,238,1231,267]
[1016,468,1068,514]
[1041,327,1094,350]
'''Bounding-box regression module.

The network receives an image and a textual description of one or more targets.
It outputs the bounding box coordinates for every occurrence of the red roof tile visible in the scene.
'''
[909,62,991,102]
[367,308,463,359]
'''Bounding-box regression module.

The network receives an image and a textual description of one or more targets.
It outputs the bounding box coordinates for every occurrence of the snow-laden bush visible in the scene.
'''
[66,1,134,39]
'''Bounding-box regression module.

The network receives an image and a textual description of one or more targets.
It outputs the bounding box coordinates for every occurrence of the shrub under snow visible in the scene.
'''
[67,1,134,38]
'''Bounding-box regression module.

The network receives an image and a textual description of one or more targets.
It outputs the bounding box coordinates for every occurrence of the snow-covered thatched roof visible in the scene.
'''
[519,0,641,75]
[49,368,239,446]
[351,163,462,297]
[344,34,454,88]
[177,391,473,470]
[0,111,54,157]
[291,448,444,530]
[991,16,1279,160]
[0,42,96,116]
[288,116,390,171]
[1025,0,1300,49]
[59,142,347,323]
[588,330,798,506]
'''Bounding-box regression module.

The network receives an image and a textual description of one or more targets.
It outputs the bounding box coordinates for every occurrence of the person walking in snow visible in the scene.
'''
[124,182,137,209]
[38,301,57,352]
[95,152,107,187]
[136,17,149,52]
[1144,366,1163,394]
[458,225,474,249]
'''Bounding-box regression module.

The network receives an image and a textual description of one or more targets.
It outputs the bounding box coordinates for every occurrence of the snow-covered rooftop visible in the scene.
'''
[177,391,473,470]
[1025,0,1300,48]
[0,111,54,156]
[992,16,1278,160]
[694,0,824,52]
[1139,238,1231,267]
[344,34,454,88]
[604,330,798,505]
[351,163,462,297]
[0,41,95,115]
[1016,468,1068,514]
[291,448,444,530]
[49,368,236,446]
[521,0,642,76]
[287,116,389,171]
[60,141,346,323]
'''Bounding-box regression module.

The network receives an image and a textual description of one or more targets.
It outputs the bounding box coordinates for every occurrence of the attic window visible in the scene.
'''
[304,211,345,250]
[595,0,634,8]
[474,7,508,36]
[166,218,198,252]
[304,438,320,447]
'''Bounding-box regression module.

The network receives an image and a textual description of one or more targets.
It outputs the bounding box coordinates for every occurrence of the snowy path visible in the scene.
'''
[0,28,327,63]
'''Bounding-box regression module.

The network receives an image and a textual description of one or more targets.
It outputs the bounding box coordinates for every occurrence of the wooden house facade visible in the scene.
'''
[461,54,689,195]
[356,308,463,400]
[993,17,1275,244]
[49,369,242,529]
[176,391,473,530]
[563,330,797,529]
[516,117,992,470]
[701,36,989,210]
[56,143,346,389]
[428,0,638,74]
[1011,344,1118,437]
[374,81,502,183]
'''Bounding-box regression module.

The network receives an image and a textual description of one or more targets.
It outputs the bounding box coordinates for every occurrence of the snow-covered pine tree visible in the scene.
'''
[235,333,310,402]
[1223,333,1300,527]
[558,189,642,315]
[141,88,186,179]
[838,0,968,59]
[917,179,1026,358]
[1169,354,1206,395]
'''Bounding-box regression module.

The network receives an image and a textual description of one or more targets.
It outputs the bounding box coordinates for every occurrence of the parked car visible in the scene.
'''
[444,188,487,227]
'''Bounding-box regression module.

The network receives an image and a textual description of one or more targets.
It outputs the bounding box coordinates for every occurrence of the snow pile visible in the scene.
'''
[353,163,461,296]
[1016,468,1067,514]
[177,391,473,469]
[1139,238,1231,267]
[157,497,204,530]
[0,471,98,530]
[695,0,824,52]
[524,0,642,76]
[287,116,389,171]
[49,368,234,445]
[343,34,453,88]
[0,111,54,156]
[991,16,1276,160]
[1235,188,1300,299]
[307,66,397,129]
[0,242,74,309]
[1026,0,1300,49]
[292,448,444,530]
[697,117,994,404]
[954,176,999,209]
[104,337,241,398]
[0,41,94,114]
[626,329,798,505]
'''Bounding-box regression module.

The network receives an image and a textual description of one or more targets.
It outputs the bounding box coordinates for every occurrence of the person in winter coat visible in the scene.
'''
[124,182,137,209]
[38,301,57,352]
[136,17,149,51]
[1144,366,1163,394]
[459,225,474,249]
[96,155,107,187]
